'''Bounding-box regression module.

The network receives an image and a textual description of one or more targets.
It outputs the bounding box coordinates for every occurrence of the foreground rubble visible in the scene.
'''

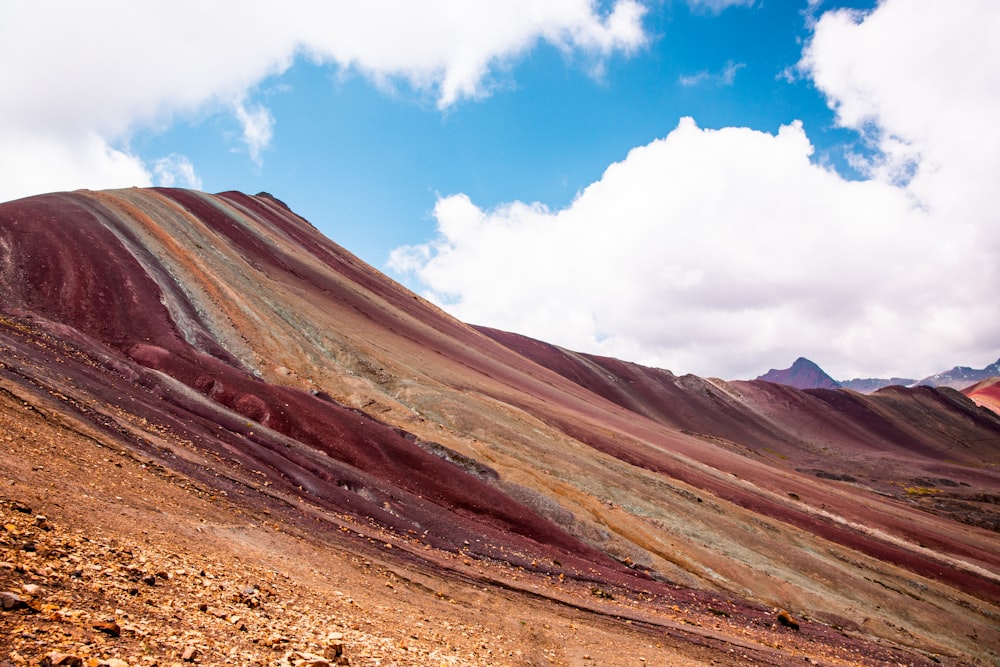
[1,498,424,666]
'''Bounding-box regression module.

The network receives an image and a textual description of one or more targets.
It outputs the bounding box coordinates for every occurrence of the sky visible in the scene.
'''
[2,0,998,381]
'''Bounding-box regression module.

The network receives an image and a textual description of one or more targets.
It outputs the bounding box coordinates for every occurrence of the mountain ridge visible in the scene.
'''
[918,358,1000,390]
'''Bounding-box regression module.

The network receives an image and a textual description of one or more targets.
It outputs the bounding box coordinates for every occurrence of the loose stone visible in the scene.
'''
[93,620,122,636]
[1,590,26,610]
[40,653,83,667]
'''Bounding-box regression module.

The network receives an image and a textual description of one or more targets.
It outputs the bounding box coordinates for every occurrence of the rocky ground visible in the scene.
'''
[1,384,971,667]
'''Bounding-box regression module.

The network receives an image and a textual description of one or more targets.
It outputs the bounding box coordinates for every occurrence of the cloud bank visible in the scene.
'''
[391,0,1000,380]
[0,0,646,202]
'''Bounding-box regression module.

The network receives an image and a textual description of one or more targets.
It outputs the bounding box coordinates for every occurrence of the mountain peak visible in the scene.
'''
[755,357,841,390]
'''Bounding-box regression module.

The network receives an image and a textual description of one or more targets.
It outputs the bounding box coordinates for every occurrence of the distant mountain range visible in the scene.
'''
[757,356,1000,393]
[917,358,1000,390]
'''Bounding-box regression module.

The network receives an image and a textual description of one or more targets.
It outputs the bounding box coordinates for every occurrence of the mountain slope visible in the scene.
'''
[964,376,1000,415]
[2,188,999,666]
[478,327,1000,531]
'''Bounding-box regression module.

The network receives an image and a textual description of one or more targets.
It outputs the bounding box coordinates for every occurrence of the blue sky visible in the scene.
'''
[2,1,998,380]
[134,0,876,263]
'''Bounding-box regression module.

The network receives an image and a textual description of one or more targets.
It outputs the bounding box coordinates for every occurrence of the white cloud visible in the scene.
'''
[152,154,202,190]
[233,100,275,167]
[685,0,757,14]
[679,60,744,87]
[292,1,647,107]
[392,0,1000,380]
[719,60,744,85]
[0,129,152,200]
[802,1,1000,205]
[678,72,710,87]
[0,0,647,202]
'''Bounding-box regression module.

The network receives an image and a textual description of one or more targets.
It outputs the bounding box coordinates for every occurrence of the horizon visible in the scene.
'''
[2,0,998,380]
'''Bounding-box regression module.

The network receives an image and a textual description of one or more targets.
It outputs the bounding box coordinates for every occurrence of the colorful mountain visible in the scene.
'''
[1,188,998,665]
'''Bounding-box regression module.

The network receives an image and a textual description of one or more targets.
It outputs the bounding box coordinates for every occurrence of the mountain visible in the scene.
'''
[918,358,1000,390]
[2,188,999,665]
[754,357,841,389]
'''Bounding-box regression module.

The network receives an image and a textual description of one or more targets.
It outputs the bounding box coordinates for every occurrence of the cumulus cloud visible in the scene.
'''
[391,0,1000,380]
[292,1,648,107]
[802,1,1000,202]
[0,130,153,201]
[0,0,647,202]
